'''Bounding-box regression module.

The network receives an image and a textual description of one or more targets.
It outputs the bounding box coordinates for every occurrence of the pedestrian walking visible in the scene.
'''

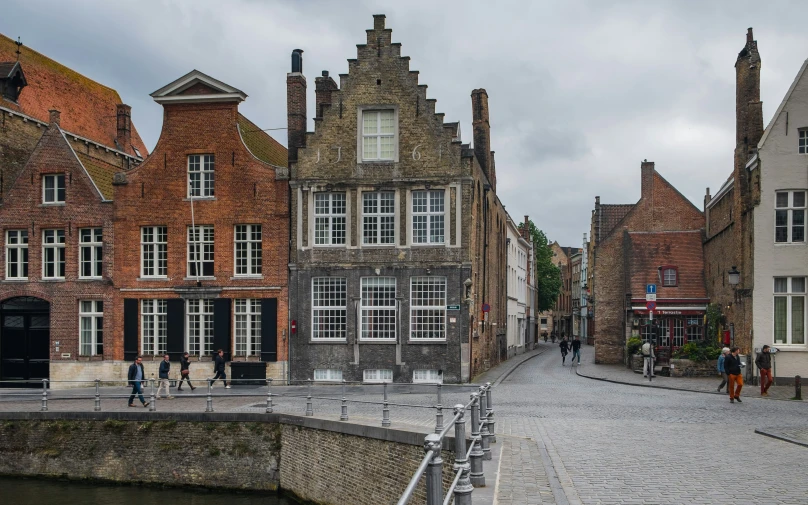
[641,341,655,378]
[178,352,196,391]
[725,346,744,403]
[213,349,230,389]
[717,347,730,392]
[156,354,174,399]
[755,345,773,397]
[127,356,149,408]
[571,335,582,365]
[559,337,569,366]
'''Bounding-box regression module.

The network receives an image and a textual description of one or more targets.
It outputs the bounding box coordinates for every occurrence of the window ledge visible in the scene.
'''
[360,160,396,164]
[40,278,65,283]
[231,275,264,280]
[358,340,398,344]
[137,277,169,281]
[183,276,216,281]
[360,244,397,249]
[310,339,349,344]
[772,346,808,352]
[2,279,29,283]
[407,339,448,344]
[411,244,447,248]
[40,203,66,207]
[183,197,216,202]
[78,277,104,282]
[773,242,806,246]
[312,245,348,249]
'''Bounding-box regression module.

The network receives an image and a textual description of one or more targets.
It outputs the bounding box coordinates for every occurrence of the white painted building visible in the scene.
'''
[506,214,530,358]
[580,233,589,342]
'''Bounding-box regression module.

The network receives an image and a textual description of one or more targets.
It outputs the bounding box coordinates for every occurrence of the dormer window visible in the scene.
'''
[661,266,678,287]
[188,154,214,198]
[43,174,65,204]
[0,61,27,103]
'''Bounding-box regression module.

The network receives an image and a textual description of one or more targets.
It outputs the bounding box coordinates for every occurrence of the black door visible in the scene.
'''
[1,297,50,386]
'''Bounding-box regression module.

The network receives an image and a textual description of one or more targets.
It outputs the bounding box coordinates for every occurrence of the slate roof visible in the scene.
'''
[599,204,635,241]
[74,151,119,201]
[0,33,148,157]
[237,114,287,167]
[627,230,707,300]
[0,61,20,77]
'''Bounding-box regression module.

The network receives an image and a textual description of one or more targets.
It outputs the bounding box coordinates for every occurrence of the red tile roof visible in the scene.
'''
[0,33,148,157]
[627,230,707,299]
[599,204,635,241]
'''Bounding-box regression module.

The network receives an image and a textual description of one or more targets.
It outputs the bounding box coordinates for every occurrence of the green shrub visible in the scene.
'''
[673,340,722,362]
[626,337,643,356]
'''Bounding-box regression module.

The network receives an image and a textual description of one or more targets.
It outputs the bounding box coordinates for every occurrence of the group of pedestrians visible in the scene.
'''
[716,344,773,403]
[558,335,582,366]
[126,349,230,407]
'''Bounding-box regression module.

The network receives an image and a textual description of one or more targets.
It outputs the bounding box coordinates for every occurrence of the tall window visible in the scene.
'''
[42,174,65,204]
[79,300,103,356]
[672,318,685,347]
[42,229,65,279]
[410,277,447,340]
[363,191,395,245]
[412,190,444,244]
[235,299,261,356]
[775,191,805,243]
[686,317,702,342]
[774,277,805,345]
[800,129,808,154]
[188,154,215,197]
[314,192,346,245]
[661,267,678,287]
[235,225,262,276]
[5,230,28,280]
[360,277,396,340]
[187,299,214,355]
[141,299,167,355]
[141,226,167,277]
[188,225,214,277]
[79,228,103,279]
[361,110,395,161]
[312,277,347,340]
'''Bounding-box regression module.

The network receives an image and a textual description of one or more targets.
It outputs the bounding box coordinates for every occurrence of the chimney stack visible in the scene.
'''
[116,104,132,151]
[736,27,762,148]
[48,109,60,126]
[471,89,493,189]
[315,70,339,120]
[287,49,307,168]
[640,160,655,199]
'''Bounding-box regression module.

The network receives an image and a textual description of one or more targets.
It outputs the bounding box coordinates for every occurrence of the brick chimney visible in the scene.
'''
[736,27,763,150]
[48,109,60,126]
[471,89,492,187]
[116,104,132,151]
[315,70,339,119]
[640,160,655,200]
[287,49,307,168]
[522,215,530,240]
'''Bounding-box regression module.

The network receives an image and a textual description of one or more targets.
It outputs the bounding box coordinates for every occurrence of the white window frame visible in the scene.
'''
[79,227,103,279]
[79,300,103,356]
[413,369,442,384]
[235,299,262,356]
[141,226,167,278]
[314,369,343,382]
[188,154,215,198]
[363,369,393,383]
[5,230,28,280]
[187,225,215,277]
[410,276,447,341]
[311,277,348,340]
[800,129,808,154]
[360,277,397,341]
[42,174,65,204]
[775,190,806,244]
[141,299,167,356]
[774,277,806,346]
[412,190,445,245]
[362,191,396,245]
[187,299,214,356]
[234,224,262,277]
[360,109,397,162]
[314,192,347,246]
[42,229,65,279]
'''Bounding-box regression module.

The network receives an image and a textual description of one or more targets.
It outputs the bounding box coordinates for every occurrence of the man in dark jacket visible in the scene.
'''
[213,349,230,389]
[156,354,173,399]
[559,337,569,366]
[755,345,773,397]
[725,347,744,403]
[178,352,196,392]
[571,336,582,366]
[127,356,149,408]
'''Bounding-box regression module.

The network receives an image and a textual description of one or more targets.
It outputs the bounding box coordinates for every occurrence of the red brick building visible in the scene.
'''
[113,70,290,380]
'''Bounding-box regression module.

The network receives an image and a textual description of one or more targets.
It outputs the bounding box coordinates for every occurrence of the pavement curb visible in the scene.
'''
[754,428,808,448]
[491,347,548,387]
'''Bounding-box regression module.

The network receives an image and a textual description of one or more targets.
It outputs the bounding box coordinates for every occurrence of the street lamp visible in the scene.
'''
[728,266,740,287]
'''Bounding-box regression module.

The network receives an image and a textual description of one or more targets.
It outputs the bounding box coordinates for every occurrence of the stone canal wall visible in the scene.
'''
[0,412,454,504]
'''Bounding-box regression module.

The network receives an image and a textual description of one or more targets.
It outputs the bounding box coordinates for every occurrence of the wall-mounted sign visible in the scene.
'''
[447,305,461,311]
[482,303,491,313]
[61,353,71,358]
[449,317,457,323]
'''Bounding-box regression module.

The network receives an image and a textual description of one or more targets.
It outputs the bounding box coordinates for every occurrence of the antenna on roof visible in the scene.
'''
[14,37,23,61]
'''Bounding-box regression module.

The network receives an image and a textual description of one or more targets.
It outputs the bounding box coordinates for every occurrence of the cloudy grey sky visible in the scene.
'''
[5,0,807,246]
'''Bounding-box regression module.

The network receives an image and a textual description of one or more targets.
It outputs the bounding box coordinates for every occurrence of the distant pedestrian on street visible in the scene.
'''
[178,352,196,392]
[725,347,744,403]
[156,353,173,399]
[127,356,149,408]
[641,341,655,378]
[717,347,730,392]
[213,349,230,389]
[755,345,773,397]
[571,335,582,365]
[559,337,569,366]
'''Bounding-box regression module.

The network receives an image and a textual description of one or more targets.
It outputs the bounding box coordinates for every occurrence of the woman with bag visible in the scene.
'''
[178,352,196,391]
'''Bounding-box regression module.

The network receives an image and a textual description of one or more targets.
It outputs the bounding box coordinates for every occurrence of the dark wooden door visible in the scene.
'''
[1,297,50,385]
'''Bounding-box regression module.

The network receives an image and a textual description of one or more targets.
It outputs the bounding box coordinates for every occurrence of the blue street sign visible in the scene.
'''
[646,284,657,295]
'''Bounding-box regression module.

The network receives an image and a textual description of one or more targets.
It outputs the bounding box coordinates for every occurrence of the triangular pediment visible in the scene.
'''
[150,69,246,104]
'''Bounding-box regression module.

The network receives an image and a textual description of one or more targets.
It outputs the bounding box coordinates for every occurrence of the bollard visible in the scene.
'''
[796,375,802,401]
[266,378,273,414]
[479,386,491,461]
[340,380,349,421]
[424,433,443,505]
[469,393,485,487]
[452,404,473,505]
[94,378,101,412]
[486,381,496,443]
[40,379,48,412]
[435,383,444,434]
[382,381,391,427]
[305,378,314,416]
[206,378,214,413]
[149,378,156,412]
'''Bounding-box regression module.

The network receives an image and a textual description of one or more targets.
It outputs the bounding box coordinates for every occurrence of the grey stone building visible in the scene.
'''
[287,15,508,384]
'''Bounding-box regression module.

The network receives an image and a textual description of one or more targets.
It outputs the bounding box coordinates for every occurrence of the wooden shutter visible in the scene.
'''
[213,298,232,361]
[261,298,278,362]
[123,298,138,361]
[166,298,184,360]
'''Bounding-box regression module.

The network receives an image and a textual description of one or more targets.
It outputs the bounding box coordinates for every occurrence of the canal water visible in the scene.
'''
[1,476,294,505]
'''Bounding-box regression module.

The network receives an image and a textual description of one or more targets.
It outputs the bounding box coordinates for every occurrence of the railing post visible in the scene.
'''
[486,381,496,443]
[453,404,473,505]
[340,380,349,421]
[266,378,273,414]
[40,379,48,412]
[148,378,156,412]
[469,392,485,487]
[424,433,443,505]
[479,386,491,461]
[206,378,214,413]
[435,383,444,434]
[382,381,391,427]
[796,375,802,400]
[94,378,101,412]
[305,378,314,416]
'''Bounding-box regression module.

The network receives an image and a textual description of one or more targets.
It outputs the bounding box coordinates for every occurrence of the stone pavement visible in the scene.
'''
[755,426,808,448]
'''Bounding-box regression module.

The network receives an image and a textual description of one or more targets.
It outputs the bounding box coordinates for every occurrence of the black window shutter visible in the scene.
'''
[166,298,185,361]
[123,298,138,361]
[261,298,278,362]
[213,298,232,361]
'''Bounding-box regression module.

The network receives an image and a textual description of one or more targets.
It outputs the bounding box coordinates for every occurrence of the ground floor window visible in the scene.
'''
[410,276,446,340]
[235,299,261,356]
[314,369,343,382]
[363,369,393,383]
[141,299,167,355]
[187,299,214,355]
[79,300,103,356]
[774,276,806,345]
[413,369,442,384]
